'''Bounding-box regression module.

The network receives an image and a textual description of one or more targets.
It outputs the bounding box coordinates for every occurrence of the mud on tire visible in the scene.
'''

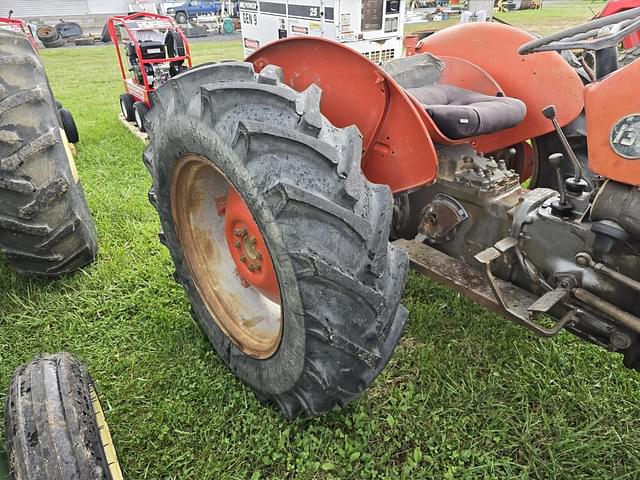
[144,62,409,418]
[0,30,97,276]
[4,353,119,480]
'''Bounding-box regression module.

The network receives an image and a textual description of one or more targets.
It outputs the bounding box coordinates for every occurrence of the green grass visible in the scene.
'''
[406,0,603,36]
[1,24,640,479]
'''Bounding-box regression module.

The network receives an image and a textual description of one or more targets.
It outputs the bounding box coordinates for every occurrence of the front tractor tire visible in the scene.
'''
[4,353,122,480]
[144,62,408,417]
[0,29,97,276]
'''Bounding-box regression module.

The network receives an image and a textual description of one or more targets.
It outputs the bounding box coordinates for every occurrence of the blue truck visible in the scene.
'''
[166,0,238,23]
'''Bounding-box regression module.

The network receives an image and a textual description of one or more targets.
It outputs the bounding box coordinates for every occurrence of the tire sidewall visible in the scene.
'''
[120,94,135,121]
[151,116,306,395]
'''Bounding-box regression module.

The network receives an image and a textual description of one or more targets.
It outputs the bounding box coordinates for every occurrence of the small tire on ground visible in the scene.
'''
[145,62,409,418]
[35,25,57,43]
[74,37,95,46]
[0,29,97,276]
[175,11,188,23]
[4,353,121,480]
[119,93,135,122]
[618,45,640,67]
[59,108,80,143]
[133,101,148,133]
[42,37,65,48]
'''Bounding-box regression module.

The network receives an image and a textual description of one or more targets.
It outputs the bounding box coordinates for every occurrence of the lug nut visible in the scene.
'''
[239,255,246,263]
[234,241,241,248]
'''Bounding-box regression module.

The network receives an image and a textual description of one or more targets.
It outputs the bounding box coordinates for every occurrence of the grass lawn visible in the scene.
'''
[406,0,604,36]
[1,17,640,480]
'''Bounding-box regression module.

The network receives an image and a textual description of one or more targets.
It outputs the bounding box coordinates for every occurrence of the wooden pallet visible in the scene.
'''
[118,114,148,143]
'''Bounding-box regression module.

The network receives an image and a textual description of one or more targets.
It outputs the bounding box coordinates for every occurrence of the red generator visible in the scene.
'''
[108,12,192,132]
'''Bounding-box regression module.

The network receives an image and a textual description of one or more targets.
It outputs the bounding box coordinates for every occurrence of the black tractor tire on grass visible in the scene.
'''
[35,25,57,43]
[119,93,135,122]
[144,62,409,418]
[42,37,65,49]
[74,38,95,47]
[133,101,148,133]
[175,11,188,23]
[4,353,121,480]
[0,30,97,276]
[618,45,640,67]
[59,107,79,143]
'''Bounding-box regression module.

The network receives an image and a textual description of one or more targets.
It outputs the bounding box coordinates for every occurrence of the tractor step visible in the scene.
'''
[393,239,537,319]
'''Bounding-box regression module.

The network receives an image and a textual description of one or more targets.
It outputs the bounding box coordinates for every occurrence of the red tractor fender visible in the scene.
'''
[247,37,438,194]
[417,22,585,154]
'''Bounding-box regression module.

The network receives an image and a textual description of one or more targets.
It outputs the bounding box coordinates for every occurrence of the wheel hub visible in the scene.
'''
[224,187,280,304]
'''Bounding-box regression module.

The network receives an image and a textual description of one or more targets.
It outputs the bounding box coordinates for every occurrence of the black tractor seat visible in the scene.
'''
[406,84,526,140]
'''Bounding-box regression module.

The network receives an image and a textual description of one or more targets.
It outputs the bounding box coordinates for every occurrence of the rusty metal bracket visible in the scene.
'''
[474,238,577,336]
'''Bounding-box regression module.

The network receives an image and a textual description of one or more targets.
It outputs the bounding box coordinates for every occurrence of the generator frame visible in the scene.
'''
[108,12,193,108]
[239,0,406,62]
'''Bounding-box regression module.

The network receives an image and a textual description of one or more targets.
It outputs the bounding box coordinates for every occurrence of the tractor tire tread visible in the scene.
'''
[4,353,113,479]
[0,30,97,276]
[145,62,408,418]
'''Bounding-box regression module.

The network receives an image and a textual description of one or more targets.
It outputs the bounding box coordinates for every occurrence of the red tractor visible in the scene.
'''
[142,8,640,417]
[0,11,81,144]
[597,0,640,64]
[108,12,192,132]
[0,12,38,51]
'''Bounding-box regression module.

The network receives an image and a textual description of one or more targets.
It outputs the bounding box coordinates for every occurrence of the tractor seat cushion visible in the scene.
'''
[406,84,526,140]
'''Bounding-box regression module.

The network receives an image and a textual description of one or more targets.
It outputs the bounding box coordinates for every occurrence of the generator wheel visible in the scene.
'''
[145,62,409,418]
[133,101,148,133]
[4,353,122,480]
[618,45,640,67]
[119,93,135,122]
[0,29,97,276]
[59,107,79,143]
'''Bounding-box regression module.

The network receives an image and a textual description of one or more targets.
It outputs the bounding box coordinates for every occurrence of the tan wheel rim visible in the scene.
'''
[170,154,283,359]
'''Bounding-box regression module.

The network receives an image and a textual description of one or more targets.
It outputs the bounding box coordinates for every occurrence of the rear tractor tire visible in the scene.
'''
[144,62,409,417]
[0,29,97,276]
[4,353,122,480]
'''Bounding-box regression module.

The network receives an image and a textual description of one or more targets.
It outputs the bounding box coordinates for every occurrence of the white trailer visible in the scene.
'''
[239,0,405,62]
